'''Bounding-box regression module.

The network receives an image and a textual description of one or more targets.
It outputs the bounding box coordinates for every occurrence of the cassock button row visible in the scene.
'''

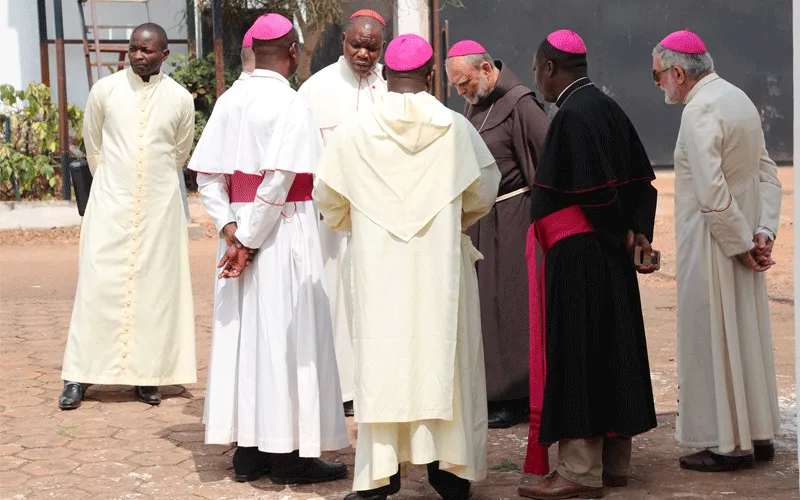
[122,353,127,358]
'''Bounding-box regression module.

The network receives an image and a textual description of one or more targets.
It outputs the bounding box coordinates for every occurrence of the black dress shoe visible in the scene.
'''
[679,450,755,472]
[487,407,528,429]
[233,446,271,482]
[428,461,470,500]
[344,400,355,417]
[755,443,775,462]
[135,386,162,406]
[269,450,348,484]
[343,471,400,500]
[58,382,84,410]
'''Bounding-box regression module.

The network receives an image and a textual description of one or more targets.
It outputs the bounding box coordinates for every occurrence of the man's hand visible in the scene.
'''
[752,233,774,260]
[217,222,257,279]
[628,231,658,274]
[738,248,774,272]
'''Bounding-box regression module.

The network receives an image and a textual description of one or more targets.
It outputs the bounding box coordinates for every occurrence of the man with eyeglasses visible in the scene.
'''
[191,13,349,484]
[297,9,388,419]
[653,29,782,473]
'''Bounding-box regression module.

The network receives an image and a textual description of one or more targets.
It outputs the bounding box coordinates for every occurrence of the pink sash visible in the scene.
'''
[524,205,594,475]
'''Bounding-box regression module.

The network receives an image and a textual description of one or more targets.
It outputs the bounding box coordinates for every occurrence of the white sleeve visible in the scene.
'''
[755,139,782,241]
[196,173,236,235]
[683,105,753,257]
[234,170,296,249]
[461,162,501,231]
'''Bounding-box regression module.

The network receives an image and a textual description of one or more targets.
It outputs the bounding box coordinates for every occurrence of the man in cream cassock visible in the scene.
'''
[653,30,782,472]
[297,8,387,417]
[59,23,196,410]
[188,13,349,484]
[314,34,500,500]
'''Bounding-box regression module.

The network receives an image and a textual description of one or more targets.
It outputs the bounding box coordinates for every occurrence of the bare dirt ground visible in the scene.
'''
[0,168,796,500]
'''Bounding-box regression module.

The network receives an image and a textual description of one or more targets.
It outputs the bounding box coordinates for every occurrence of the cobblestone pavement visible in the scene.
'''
[0,170,797,499]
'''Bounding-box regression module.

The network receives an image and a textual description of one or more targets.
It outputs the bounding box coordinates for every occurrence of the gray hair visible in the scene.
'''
[445,52,495,70]
[652,44,714,79]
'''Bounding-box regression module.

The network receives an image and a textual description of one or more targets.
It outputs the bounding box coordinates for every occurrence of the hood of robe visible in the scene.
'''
[371,91,452,153]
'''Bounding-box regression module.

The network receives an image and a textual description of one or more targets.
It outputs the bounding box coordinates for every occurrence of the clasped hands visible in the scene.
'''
[217,222,257,279]
[738,233,775,272]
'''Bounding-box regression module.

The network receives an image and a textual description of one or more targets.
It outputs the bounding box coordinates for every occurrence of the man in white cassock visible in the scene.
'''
[653,30,782,472]
[59,23,196,411]
[297,8,387,416]
[188,13,349,484]
[314,34,500,500]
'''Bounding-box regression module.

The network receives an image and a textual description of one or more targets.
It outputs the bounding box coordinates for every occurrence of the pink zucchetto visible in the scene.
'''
[384,34,433,71]
[546,29,587,54]
[350,9,386,27]
[242,29,253,48]
[446,39,486,58]
[659,30,707,54]
[249,13,293,41]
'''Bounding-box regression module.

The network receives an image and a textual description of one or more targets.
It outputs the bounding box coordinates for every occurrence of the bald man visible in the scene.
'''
[298,9,388,417]
[59,23,196,410]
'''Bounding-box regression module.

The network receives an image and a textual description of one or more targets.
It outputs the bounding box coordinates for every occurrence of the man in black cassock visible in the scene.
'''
[518,30,658,500]
[445,40,550,429]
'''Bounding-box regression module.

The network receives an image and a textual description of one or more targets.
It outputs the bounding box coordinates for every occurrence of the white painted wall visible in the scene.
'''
[395,0,430,40]
[1,0,190,109]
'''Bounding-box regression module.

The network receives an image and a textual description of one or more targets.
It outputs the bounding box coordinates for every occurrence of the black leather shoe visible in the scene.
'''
[58,382,84,410]
[755,443,775,462]
[344,400,355,417]
[269,450,348,484]
[487,407,528,429]
[428,461,470,500]
[343,471,400,499]
[135,386,162,406]
[233,446,271,482]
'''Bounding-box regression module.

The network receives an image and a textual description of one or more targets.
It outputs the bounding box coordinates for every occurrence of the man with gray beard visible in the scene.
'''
[653,29,781,473]
[445,40,549,429]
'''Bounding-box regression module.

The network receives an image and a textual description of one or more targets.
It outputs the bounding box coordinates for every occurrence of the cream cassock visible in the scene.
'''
[62,69,196,386]
[297,56,387,403]
[314,91,499,490]
[673,73,782,453]
[189,69,348,455]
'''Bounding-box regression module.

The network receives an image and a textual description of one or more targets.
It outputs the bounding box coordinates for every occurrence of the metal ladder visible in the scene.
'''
[77,0,152,87]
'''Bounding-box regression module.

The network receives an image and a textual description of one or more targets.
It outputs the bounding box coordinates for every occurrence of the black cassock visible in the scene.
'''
[531,78,658,443]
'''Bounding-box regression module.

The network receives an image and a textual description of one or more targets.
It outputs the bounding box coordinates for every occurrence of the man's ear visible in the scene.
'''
[674,66,686,84]
[161,48,170,64]
[381,65,388,80]
[545,60,555,77]
[427,69,435,92]
[341,32,347,45]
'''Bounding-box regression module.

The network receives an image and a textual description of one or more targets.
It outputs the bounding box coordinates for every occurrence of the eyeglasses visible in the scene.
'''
[652,67,673,83]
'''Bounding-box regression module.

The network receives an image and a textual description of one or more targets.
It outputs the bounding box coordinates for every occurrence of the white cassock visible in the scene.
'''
[298,57,387,403]
[189,69,349,456]
[674,73,782,453]
[62,69,196,386]
[314,91,500,490]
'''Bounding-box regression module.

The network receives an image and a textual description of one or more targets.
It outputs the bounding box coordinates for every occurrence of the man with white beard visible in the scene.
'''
[652,29,782,472]
[444,40,549,430]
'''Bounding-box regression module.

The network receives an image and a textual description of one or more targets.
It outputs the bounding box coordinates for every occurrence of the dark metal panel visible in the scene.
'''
[439,0,792,165]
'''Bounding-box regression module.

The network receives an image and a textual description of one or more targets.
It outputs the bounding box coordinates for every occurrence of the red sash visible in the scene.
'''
[523,205,594,475]
[229,171,314,203]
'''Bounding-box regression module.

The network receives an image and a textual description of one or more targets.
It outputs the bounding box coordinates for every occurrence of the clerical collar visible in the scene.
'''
[130,68,164,86]
[556,77,592,107]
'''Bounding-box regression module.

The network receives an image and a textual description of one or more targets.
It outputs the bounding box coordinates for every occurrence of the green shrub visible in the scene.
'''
[0,83,83,200]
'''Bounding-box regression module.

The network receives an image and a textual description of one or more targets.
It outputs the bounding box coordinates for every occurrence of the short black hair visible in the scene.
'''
[385,58,434,81]
[132,22,169,50]
[536,38,587,72]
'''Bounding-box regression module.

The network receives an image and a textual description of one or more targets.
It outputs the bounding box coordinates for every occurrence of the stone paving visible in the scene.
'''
[0,170,797,499]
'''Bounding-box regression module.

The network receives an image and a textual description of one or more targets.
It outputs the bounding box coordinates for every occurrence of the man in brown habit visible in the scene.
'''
[445,39,550,428]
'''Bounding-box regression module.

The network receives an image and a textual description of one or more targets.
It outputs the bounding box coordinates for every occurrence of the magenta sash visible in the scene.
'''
[524,205,594,475]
